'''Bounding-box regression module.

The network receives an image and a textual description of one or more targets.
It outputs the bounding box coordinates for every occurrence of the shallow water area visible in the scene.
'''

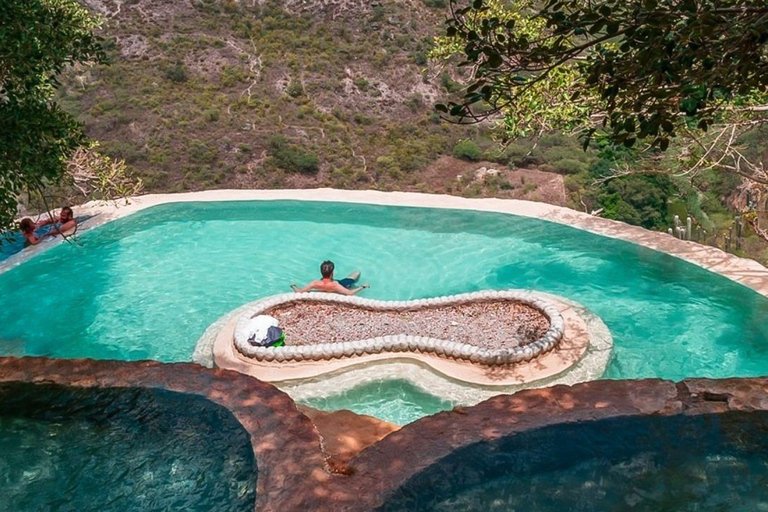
[1,200,767,419]
[301,379,454,425]
[0,383,256,512]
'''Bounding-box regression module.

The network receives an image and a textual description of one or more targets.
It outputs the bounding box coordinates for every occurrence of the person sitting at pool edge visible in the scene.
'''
[19,218,50,246]
[36,206,77,236]
[291,260,370,296]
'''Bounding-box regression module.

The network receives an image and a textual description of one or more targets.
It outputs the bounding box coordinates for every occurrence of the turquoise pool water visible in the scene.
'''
[1,201,767,417]
[302,379,454,425]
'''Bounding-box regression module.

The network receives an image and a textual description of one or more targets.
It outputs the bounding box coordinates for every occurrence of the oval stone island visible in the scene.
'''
[204,290,613,398]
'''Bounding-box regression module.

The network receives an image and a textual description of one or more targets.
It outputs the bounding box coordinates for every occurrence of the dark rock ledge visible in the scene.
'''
[1,357,767,512]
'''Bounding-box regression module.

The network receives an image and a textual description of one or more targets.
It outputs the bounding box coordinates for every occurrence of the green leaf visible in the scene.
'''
[486,53,503,68]
[680,98,698,115]
[589,20,606,34]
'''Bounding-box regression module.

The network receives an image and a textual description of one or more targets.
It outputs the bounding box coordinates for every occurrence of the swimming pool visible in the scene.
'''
[0,201,766,416]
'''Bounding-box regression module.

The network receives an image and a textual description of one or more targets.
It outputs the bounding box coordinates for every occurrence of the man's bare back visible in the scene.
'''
[291,261,369,296]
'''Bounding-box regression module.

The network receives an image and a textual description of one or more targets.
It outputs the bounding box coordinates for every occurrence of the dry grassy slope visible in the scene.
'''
[57,0,494,194]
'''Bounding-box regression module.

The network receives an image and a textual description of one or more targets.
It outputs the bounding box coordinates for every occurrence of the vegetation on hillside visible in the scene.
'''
[53,0,475,193]
[433,0,768,261]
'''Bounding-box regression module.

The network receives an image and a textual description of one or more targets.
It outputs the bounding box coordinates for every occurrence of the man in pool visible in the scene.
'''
[291,260,370,296]
[36,206,77,236]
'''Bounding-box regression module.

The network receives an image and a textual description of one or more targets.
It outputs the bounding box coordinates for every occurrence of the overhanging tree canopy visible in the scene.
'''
[436,0,768,152]
[0,0,106,231]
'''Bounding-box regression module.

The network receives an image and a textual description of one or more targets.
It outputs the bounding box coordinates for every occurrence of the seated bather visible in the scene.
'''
[291,260,370,296]
[36,206,77,236]
[19,218,50,246]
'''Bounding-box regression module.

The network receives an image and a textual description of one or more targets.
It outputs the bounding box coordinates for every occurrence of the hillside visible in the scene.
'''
[59,0,513,195]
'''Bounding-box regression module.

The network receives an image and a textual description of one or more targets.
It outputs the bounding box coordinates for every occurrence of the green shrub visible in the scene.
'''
[538,133,576,148]
[501,143,533,167]
[541,146,591,164]
[285,79,304,98]
[202,108,220,122]
[538,163,556,173]
[406,93,423,113]
[439,72,462,93]
[354,113,373,125]
[353,77,369,91]
[453,140,482,161]
[412,51,428,66]
[553,158,588,174]
[220,65,247,87]
[164,61,188,83]
[102,141,146,164]
[268,136,319,174]
[376,156,402,179]
[188,139,219,164]
[481,148,508,164]
[596,175,674,229]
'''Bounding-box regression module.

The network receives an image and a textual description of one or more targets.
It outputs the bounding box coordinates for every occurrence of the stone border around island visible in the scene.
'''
[232,291,564,366]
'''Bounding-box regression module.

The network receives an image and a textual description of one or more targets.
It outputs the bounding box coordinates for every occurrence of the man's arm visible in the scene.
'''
[337,283,370,296]
[49,219,76,235]
[291,281,319,293]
